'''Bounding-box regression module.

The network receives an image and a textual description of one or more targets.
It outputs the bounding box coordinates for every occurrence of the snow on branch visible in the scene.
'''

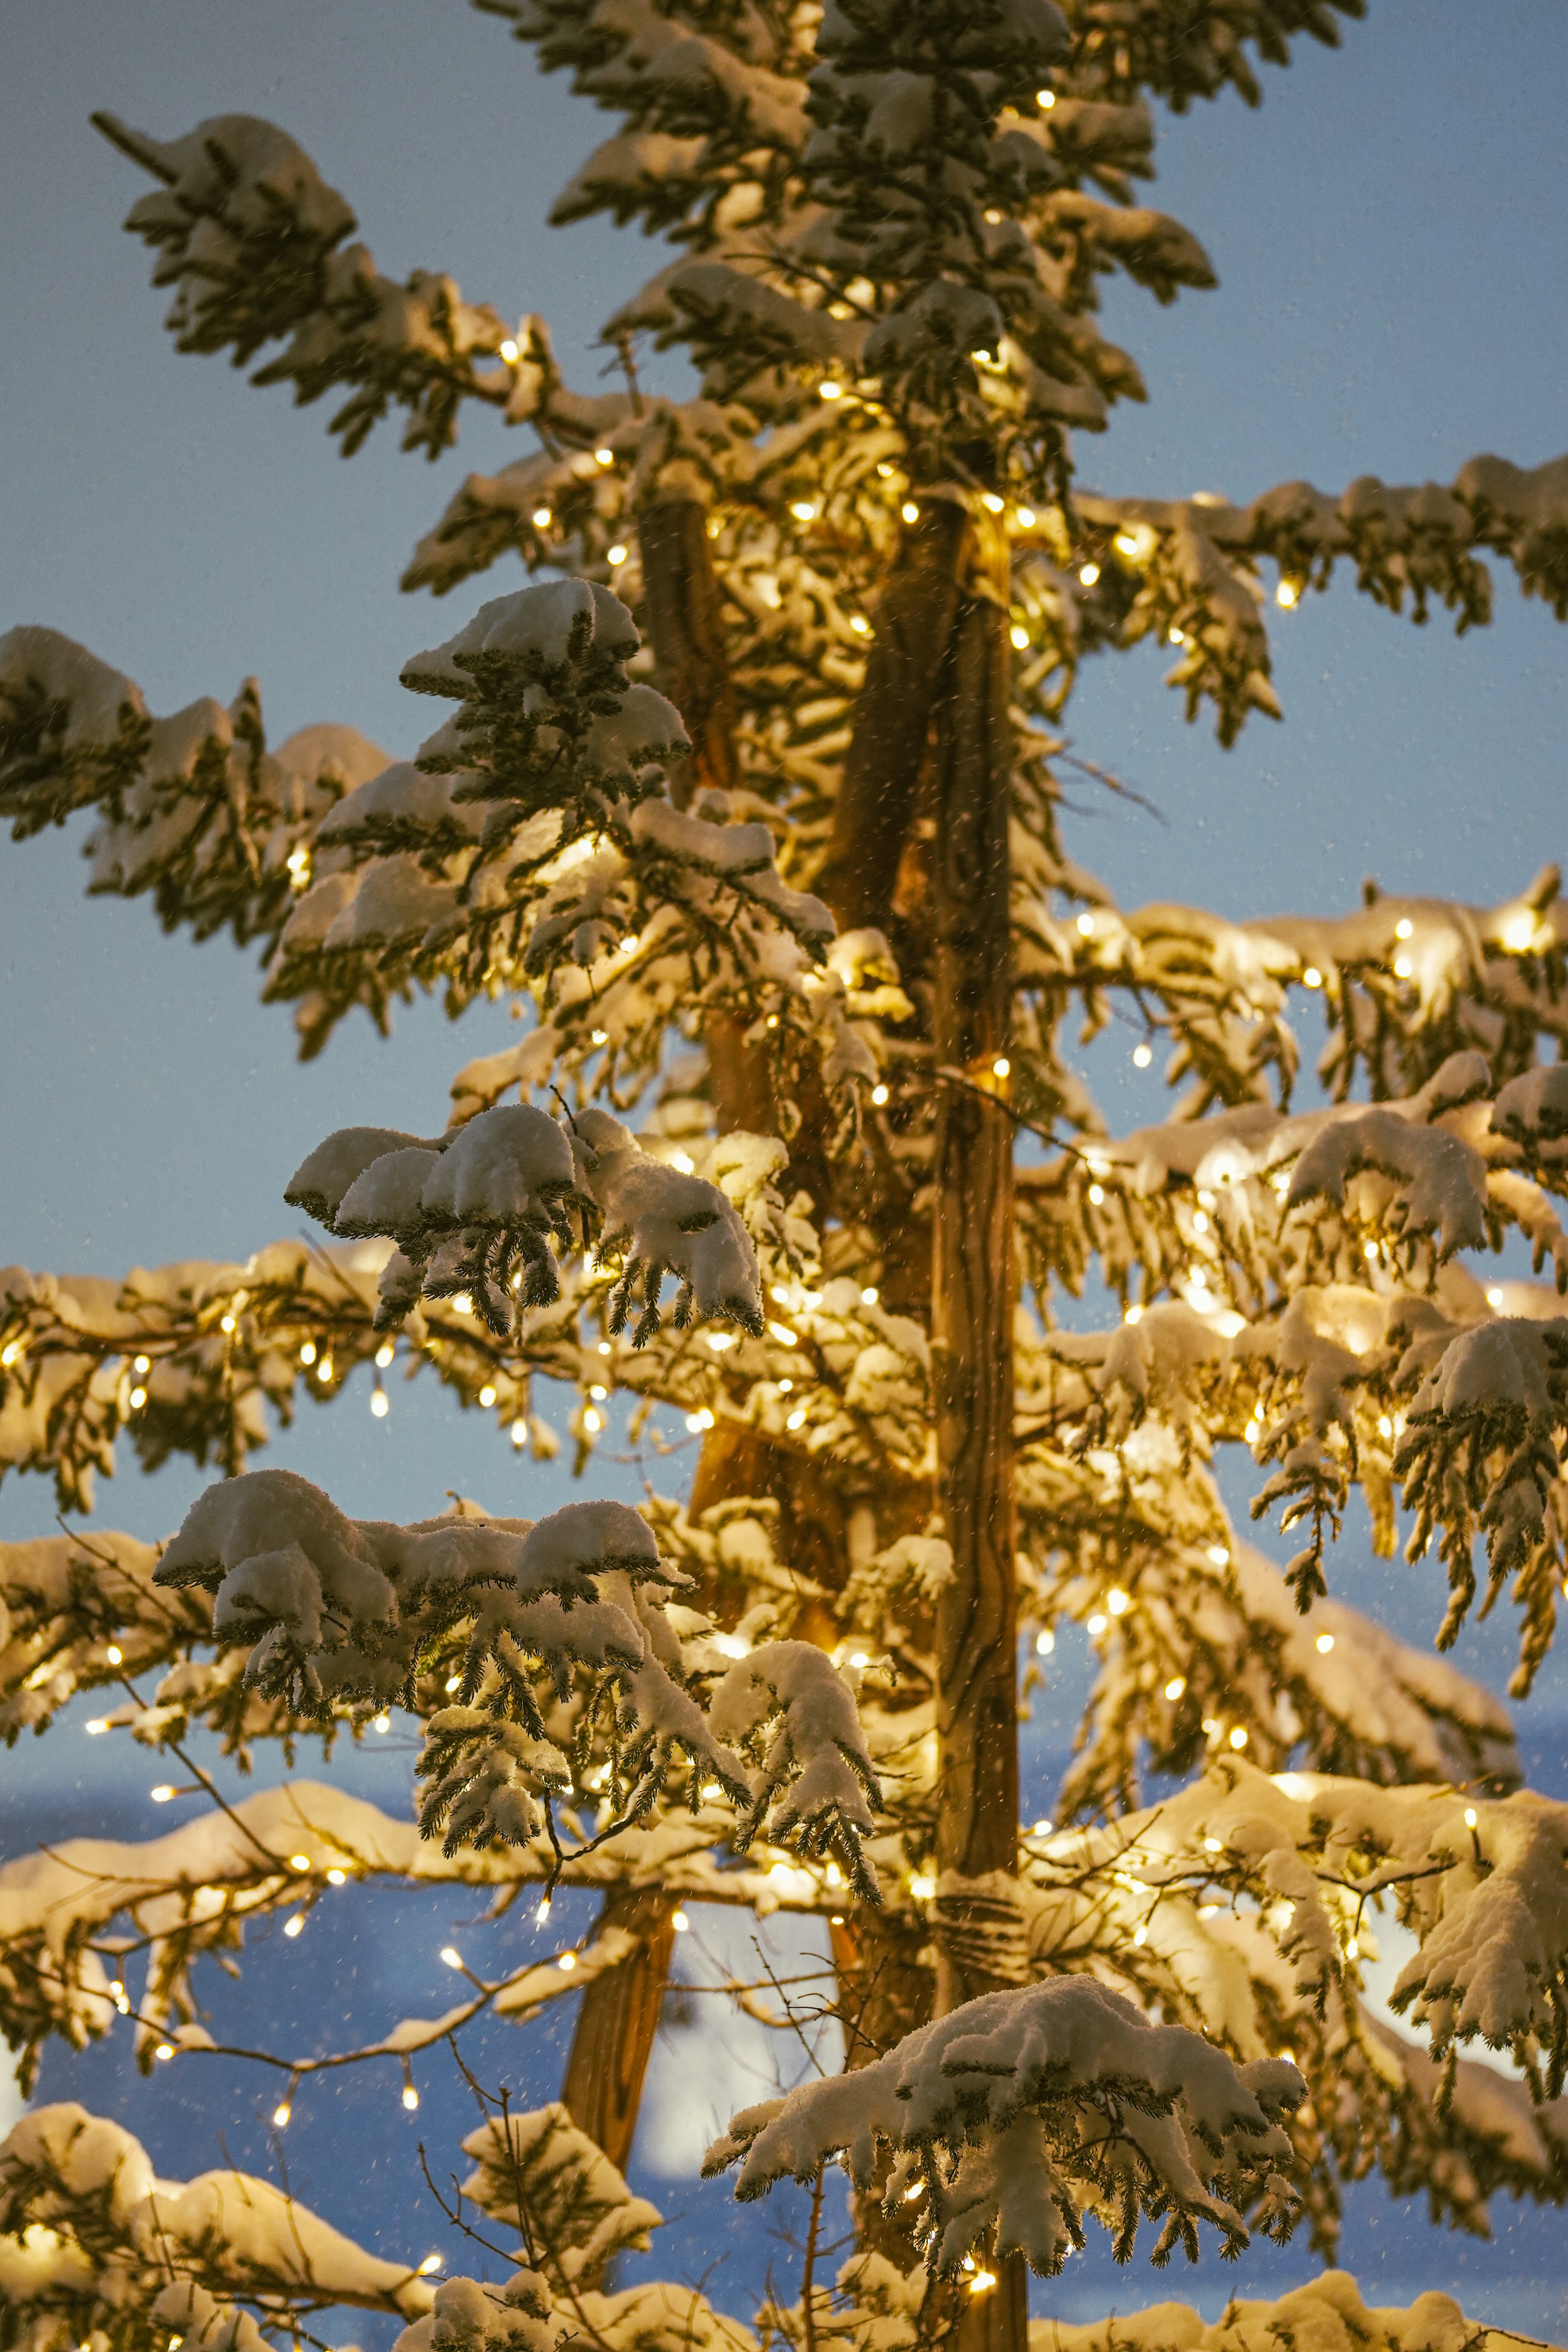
[705,1975,1304,2275]
[707,1641,883,1900]
[1025,2268,1528,2351]
[0,2101,434,2339]
[286,1098,766,1346]
[458,2102,661,2287]
[265,577,844,1070]
[95,111,512,457]
[1077,450,1568,741]
[0,625,385,949]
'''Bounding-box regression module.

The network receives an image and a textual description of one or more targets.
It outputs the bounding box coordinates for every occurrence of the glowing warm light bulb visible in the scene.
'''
[1010,624,1030,649]
[1079,561,1100,585]
[418,2256,444,2278]
[849,614,871,634]
[370,1389,389,1419]
[478,1384,497,1408]
[290,1854,311,1873]
[1207,1545,1230,1568]
[1315,1633,1334,1655]
[535,1897,552,1925]
[1035,1630,1054,1656]
[272,2101,291,2127]
[595,446,614,465]
[1114,532,1140,557]
[1165,1677,1186,1701]
[1015,506,1036,528]
[1395,917,1414,939]
[375,1343,395,1368]
[583,1408,602,1432]
[85,1719,109,1735]
[1276,579,1298,608]
[403,2086,419,2111]
[1088,1183,1104,1205]
[283,1915,305,1938]
[607,543,628,566]
[1076,911,1095,936]
[901,501,920,523]
[1107,1588,1130,1616]
[327,1869,347,1886]
[220,1313,236,1334]
[860,1285,879,1305]
[1463,1806,1478,1828]
[786,1408,807,1430]
[1229,1726,1249,1751]
[105,1646,122,1666]
[818,379,843,400]
[1132,1042,1153,1068]
[871,1083,889,1105]
[299,1341,316,1365]
[993,1056,1010,1077]
[440,1947,463,1970]
[129,1388,147,1410]
[672,1910,690,1931]
[790,501,817,521]
[1037,87,1056,107]
[134,1354,151,1373]
[499,338,519,363]
[150,1785,175,1804]
[1302,966,1323,989]
[982,492,1005,514]
[373,1713,390,1733]
[1087,1612,1109,1637]
[558,1951,577,1972]
[1123,1304,1142,1325]
[531,507,552,528]
[154,2041,175,2062]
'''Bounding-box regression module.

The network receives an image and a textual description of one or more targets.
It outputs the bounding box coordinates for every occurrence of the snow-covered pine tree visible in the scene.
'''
[4,4,1568,2348]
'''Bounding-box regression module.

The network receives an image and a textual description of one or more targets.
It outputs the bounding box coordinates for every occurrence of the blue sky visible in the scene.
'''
[2,0,1567,2330]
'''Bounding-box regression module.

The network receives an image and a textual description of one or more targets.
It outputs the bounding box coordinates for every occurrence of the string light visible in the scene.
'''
[1207,1544,1230,1568]
[1165,1677,1185,1701]
[478,1384,497,1408]
[786,1408,807,1430]
[418,2256,444,2277]
[370,1386,390,1419]
[1132,1042,1152,1067]
[1035,1630,1054,1655]
[290,1854,311,1873]
[105,1646,122,1665]
[1088,1183,1104,1204]
[440,1947,463,1969]
[1087,1612,1108,1637]
[1010,624,1030,650]
[1114,532,1140,557]
[1037,87,1056,107]
[511,1418,528,1446]
[1016,506,1036,528]
[968,2271,997,2295]
[982,492,1005,514]
[155,2041,175,2062]
[1302,966,1323,989]
[1079,561,1100,585]
[134,1354,150,1373]
[992,1056,1010,1077]
[376,1343,395,1368]
[129,1388,147,1410]
[818,380,843,400]
[595,446,614,465]
[1463,1806,1478,1828]
[535,1896,552,1924]
[499,338,519,363]
[1276,579,1298,608]
[272,2100,291,2127]
[871,1083,889,1105]
[0,1340,22,1368]
[86,1717,110,1735]
[861,1285,879,1305]
[531,507,552,529]
[1107,1588,1130,1616]
[607,544,628,566]
[1229,1726,1248,1750]
[1032,1818,1053,1836]
[909,1873,936,1900]
[220,1314,236,1334]
[901,501,920,523]
[685,1407,715,1432]
[849,614,871,634]
[1123,1304,1143,1325]
[1486,1286,1503,1308]
[317,1355,333,1382]
[150,1785,175,1803]
[284,1915,305,1938]
[672,1910,690,1931]
[1394,956,1413,979]
[403,2085,419,2111]
[1395,917,1414,939]
[1076,911,1095,936]
[373,1713,390,1733]
[558,1951,577,1972]
[327,1868,347,1886]
[583,1408,602,1432]
[791,501,817,521]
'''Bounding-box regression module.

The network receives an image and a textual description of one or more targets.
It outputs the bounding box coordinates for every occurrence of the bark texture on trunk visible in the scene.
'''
[560,1882,680,2173]
[813,503,970,932]
[638,499,739,803]
[929,594,1024,2352]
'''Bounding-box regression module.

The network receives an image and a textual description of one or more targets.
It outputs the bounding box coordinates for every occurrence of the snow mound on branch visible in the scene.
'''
[708,1640,883,1899]
[401,579,639,693]
[459,2103,661,2288]
[705,1976,1302,2276]
[1032,2268,1503,2350]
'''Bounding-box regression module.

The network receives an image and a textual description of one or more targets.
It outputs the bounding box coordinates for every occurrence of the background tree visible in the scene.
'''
[3,4,1568,2349]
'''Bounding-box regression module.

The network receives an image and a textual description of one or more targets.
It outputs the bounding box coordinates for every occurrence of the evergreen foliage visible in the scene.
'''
[3,5,1568,2347]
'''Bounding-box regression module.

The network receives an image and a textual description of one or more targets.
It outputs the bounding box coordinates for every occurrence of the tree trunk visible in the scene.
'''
[814,503,970,932]
[929,591,1023,2352]
[560,1882,679,2172]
